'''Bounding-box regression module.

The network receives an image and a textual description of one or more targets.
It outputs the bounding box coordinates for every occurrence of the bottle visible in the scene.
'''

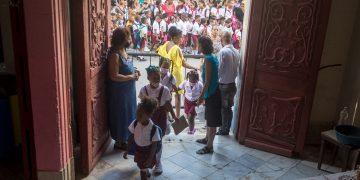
[338,107,349,125]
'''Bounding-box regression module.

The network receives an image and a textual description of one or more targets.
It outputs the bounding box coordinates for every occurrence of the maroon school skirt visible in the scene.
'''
[134,145,156,169]
[151,106,167,134]
[184,97,197,116]
[192,35,198,47]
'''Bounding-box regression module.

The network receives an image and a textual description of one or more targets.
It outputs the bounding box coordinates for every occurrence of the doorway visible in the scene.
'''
[0,0,37,179]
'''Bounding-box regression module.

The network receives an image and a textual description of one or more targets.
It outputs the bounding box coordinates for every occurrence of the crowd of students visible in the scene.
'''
[111,0,245,60]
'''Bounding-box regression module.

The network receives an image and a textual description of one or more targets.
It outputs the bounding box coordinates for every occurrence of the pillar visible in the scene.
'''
[23,0,74,179]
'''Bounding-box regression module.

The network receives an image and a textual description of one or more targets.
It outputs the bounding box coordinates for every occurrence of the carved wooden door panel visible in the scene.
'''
[72,0,110,173]
[238,0,331,156]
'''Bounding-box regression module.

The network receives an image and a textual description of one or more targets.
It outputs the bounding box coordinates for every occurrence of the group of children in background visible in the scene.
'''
[111,0,244,60]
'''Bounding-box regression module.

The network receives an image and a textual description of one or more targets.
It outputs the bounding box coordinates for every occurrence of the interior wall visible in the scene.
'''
[338,6,360,127]
[0,0,15,74]
[307,0,360,144]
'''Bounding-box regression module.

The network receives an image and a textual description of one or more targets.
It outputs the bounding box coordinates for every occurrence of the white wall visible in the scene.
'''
[337,6,360,127]
[307,0,360,144]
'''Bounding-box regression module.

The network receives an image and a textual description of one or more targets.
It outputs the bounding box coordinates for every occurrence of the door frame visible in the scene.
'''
[9,1,37,179]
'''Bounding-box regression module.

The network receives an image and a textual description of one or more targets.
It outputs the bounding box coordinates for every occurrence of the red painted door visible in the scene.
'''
[71,0,111,173]
[238,0,332,156]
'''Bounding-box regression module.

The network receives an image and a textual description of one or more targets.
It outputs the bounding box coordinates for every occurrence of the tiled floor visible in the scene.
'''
[80,119,348,180]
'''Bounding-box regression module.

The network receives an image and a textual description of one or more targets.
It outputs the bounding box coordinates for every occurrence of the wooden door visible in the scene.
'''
[71,0,110,174]
[238,0,332,156]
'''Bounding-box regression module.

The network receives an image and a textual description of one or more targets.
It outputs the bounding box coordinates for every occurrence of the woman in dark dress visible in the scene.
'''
[108,27,140,149]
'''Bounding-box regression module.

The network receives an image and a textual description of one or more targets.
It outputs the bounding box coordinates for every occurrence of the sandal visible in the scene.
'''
[188,128,197,135]
[196,138,207,144]
[196,146,213,155]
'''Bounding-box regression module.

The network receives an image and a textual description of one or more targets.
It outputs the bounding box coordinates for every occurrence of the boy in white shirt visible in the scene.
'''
[178,70,203,134]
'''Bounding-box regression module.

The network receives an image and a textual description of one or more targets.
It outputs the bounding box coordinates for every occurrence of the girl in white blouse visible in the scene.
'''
[178,70,204,134]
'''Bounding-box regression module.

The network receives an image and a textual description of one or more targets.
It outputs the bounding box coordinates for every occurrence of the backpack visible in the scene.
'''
[133,24,145,49]
[128,120,163,155]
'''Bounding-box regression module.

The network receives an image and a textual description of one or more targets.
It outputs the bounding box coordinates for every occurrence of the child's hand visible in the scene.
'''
[123,151,128,159]
[173,117,180,122]
[197,97,204,105]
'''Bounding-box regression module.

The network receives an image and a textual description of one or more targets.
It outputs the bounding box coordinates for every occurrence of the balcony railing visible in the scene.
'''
[127,52,203,66]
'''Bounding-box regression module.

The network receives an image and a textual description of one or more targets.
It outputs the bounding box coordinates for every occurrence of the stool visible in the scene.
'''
[317,130,360,172]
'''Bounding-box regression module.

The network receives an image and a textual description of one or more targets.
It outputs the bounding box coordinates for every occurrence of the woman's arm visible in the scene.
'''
[180,48,199,70]
[197,59,212,104]
[108,53,138,82]
[182,60,199,70]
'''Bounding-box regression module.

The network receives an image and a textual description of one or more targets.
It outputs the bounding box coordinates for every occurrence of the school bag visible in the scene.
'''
[133,24,146,49]
[128,120,163,155]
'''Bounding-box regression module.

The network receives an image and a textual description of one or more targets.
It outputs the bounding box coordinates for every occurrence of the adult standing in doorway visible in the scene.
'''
[216,31,240,135]
[107,27,140,150]
[196,36,222,154]
[157,27,198,118]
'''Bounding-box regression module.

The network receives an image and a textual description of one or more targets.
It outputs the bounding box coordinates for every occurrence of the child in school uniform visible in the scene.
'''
[192,15,201,54]
[138,65,178,174]
[233,23,242,49]
[177,13,187,49]
[152,15,161,45]
[168,16,177,30]
[178,70,203,134]
[222,18,233,35]
[160,60,177,92]
[139,17,149,60]
[160,59,177,125]
[160,14,168,42]
[199,18,207,36]
[123,97,161,180]
[185,13,193,54]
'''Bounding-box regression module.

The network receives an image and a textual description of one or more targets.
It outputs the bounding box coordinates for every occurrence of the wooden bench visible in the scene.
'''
[318,130,360,172]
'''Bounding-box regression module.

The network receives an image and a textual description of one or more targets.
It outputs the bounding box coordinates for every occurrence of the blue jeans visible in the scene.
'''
[219,83,237,133]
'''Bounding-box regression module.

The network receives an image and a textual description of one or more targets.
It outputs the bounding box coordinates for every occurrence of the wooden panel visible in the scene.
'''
[72,0,110,174]
[238,0,332,156]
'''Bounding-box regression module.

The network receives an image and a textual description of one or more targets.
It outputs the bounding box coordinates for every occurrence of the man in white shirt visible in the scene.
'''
[216,31,241,135]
